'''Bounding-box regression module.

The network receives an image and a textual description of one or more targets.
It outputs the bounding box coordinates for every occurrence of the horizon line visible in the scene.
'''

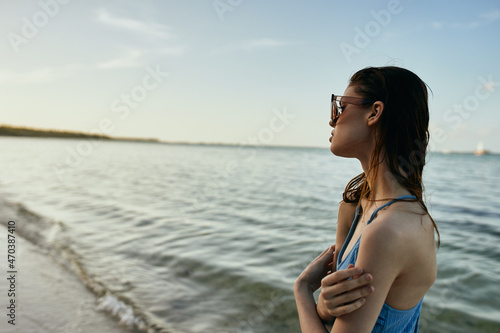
[0,123,498,154]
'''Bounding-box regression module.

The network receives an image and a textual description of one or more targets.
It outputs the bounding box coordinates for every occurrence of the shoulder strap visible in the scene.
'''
[366,195,417,225]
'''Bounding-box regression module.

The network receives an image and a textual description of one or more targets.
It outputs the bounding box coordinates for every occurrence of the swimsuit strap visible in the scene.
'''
[366,195,417,225]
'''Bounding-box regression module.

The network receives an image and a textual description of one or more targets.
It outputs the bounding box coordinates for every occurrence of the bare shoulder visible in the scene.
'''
[359,201,437,308]
[363,201,436,263]
[375,201,435,237]
[337,201,357,228]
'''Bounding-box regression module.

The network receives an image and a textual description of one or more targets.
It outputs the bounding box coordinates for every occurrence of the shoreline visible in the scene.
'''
[1,132,499,155]
[0,213,129,332]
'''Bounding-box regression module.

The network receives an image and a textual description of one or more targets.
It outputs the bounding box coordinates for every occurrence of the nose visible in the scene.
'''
[329,119,336,128]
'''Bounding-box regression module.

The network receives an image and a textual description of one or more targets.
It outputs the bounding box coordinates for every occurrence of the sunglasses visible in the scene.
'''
[331,94,374,126]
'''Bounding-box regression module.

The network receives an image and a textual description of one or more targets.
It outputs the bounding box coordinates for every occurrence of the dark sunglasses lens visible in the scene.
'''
[330,104,337,125]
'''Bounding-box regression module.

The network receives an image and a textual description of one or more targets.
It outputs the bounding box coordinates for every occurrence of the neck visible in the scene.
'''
[359,150,411,202]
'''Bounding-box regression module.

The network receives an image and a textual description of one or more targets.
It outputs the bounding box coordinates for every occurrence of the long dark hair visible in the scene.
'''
[342,66,440,246]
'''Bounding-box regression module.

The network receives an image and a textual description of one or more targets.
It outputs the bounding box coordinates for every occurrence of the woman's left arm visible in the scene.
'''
[294,245,376,332]
[294,246,333,333]
[294,282,330,333]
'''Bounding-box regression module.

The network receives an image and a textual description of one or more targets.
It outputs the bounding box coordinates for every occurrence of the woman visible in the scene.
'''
[294,66,439,332]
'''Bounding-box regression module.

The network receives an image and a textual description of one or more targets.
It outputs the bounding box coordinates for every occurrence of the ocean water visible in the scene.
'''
[0,136,499,333]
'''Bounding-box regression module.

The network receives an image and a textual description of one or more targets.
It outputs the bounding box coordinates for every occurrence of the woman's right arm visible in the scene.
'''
[316,201,374,324]
[317,266,374,324]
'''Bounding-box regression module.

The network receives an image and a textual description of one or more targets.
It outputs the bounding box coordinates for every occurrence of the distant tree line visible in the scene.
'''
[0,125,158,142]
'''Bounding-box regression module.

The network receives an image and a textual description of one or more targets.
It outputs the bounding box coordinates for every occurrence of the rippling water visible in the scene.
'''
[0,137,499,332]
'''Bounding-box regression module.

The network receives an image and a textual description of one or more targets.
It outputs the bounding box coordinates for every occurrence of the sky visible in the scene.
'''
[1,0,500,152]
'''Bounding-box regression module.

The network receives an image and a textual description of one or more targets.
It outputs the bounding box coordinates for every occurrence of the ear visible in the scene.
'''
[367,101,384,127]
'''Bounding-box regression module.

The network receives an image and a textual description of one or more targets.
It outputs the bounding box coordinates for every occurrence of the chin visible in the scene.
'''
[330,142,343,156]
[330,142,355,158]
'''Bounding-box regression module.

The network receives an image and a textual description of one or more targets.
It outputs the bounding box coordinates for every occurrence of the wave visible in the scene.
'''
[0,198,183,333]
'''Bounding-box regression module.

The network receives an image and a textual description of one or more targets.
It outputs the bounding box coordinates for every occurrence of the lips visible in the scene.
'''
[329,130,334,142]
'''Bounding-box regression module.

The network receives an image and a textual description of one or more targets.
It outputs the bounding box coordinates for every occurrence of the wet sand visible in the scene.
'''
[0,225,127,333]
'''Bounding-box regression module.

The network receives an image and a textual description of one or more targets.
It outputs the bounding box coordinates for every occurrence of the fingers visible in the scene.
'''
[309,246,335,269]
[320,245,334,257]
[318,281,374,317]
[318,285,373,318]
[321,266,367,286]
[319,245,335,261]
[322,272,373,298]
[327,298,368,317]
[324,284,374,307]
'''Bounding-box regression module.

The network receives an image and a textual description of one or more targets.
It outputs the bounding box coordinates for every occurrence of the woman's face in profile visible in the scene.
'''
[329,84,373,158]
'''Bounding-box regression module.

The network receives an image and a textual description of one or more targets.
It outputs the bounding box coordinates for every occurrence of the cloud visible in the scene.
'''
[431,21,444,30]
[97,8,175,39]
[158,46,185,56]
[214,38,298,54]
[430,10,500,30]
[241,38,295,50]
[96,49,143,69]
[0,64,83,85]
[480,10,500,22]
[0,46,185,84]
[96,47,185,70]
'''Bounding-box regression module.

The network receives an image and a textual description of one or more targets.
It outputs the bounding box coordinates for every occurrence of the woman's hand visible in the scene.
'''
[317,264,374,323]
[294,245,337,333]
[295,245,336,293]
[294,245,375,324]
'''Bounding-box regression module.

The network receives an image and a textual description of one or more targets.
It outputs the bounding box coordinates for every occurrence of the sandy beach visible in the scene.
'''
[0,216,127,332]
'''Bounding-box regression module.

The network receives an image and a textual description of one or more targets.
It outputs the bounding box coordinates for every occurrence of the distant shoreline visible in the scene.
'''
[0,124,159,143]
[0,124,497,154]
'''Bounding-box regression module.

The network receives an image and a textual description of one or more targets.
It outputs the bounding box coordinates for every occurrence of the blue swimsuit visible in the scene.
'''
[336,195,423,333]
